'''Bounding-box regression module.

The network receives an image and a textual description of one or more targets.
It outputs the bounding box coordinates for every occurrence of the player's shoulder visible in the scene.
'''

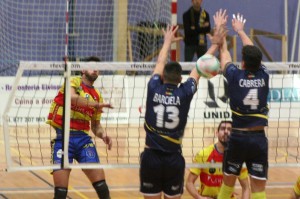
[197,144,214,156]
[70,76,82,86]
[260,64,269,75]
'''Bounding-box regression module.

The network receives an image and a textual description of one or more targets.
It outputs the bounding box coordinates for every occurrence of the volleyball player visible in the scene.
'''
[139,24,227,199]
[213,10,270,199]
[47,56,113,199]
[186,121,250,199]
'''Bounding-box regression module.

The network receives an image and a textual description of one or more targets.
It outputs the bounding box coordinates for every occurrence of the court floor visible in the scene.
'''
[0,167,299,199]
[1,125,300,198]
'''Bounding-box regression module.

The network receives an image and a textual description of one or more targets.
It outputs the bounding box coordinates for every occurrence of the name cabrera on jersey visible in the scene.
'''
[224,63,269,128]
[144,74,197,153]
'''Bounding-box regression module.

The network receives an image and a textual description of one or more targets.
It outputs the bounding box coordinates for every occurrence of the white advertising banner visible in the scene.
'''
[1,74,300,125]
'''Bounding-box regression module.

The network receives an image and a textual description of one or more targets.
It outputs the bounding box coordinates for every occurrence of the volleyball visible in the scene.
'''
[196,54,220,79]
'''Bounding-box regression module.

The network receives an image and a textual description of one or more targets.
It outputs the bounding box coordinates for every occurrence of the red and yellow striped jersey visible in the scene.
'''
[189,144,248,198]
[47,76,103,133]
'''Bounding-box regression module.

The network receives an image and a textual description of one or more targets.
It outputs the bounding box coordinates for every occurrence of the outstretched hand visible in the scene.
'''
[232,13,246,33]
[95,103,113,113]
[96,103,113,109]
[213,9,228,29]
[210,9,228,46]
[162,25,182,43]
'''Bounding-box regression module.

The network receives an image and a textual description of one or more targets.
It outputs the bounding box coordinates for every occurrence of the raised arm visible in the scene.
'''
[220,36,232,71]
[71,87,113,110]
[152,25,182,76]
[211,9,232,71]
[232,13,253,46]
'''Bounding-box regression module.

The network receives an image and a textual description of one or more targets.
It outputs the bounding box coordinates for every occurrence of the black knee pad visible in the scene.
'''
[93,180,110,199]
[54,187,68,199]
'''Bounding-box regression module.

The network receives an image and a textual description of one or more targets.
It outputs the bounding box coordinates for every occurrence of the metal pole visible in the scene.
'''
[284,0,288,61]
[291,0,300,61]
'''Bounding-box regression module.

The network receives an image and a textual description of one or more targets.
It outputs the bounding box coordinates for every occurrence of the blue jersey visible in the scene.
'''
[144,74,197,153]
[224,63,269,128]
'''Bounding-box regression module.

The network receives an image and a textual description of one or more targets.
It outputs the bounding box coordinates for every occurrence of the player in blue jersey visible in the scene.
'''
[139,24,226,199]
[213,10,269,199]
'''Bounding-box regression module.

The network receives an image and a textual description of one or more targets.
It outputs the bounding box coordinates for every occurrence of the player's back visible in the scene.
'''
[224,64,269,128]
[144,74,197,152]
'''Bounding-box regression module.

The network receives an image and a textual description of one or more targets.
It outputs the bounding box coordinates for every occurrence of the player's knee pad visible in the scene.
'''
[54,187,68,199]
[93,180,111,199]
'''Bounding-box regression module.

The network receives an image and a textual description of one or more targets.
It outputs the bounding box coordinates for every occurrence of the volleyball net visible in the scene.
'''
[1,0,300,171]
[1,62,300,171]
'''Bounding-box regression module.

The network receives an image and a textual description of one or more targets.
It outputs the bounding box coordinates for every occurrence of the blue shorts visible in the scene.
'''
[139,148,185,197]
[51,129,100,169]
[223,130,268,180]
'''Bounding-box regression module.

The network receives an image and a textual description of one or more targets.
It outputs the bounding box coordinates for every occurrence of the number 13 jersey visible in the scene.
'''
[144,74,197,153]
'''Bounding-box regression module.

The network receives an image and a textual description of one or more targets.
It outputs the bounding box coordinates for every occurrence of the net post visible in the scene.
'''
[170,0,177,61]
[61,0,71,169]
[62,61,71,169]
[2,64,25,171]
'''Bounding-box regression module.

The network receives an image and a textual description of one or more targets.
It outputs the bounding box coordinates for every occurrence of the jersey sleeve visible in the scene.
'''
[91,90,103,121]
[238,167,249,180]
[189,149,206,176]
[70,76,81,89]
[181,77,197,97]
[223,63,239,82]
[148,74,163,90]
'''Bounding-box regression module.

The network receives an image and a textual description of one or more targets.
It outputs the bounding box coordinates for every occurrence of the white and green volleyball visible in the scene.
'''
[196,54,220,79]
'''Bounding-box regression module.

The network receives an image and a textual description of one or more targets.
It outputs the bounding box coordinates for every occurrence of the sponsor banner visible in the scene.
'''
[1,74,300,125]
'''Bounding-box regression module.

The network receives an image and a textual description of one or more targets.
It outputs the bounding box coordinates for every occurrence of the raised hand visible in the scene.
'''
[232,13,246,33]
[162,25,182,43]
[213,9,228,29]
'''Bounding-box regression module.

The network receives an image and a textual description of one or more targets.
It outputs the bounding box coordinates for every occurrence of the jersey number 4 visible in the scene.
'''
[243,88,259,109]
[153,104,179,129]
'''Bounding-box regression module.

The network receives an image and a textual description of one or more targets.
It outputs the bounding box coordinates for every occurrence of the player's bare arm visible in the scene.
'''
[220,36,232,71]
[232,13,253,46]
[70,87,113,110]
[212,9,232,71]
[152,25,182,76]
[91,120,112,150]
[185,172,201,199]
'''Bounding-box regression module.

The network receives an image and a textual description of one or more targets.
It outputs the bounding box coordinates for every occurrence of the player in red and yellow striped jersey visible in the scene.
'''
[186,121,250,199]
[47,56,113,199]
[292,176,300,199]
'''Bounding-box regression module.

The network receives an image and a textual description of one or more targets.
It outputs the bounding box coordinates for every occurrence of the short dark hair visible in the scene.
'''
[217,120,232,131]
[77,56,101,76]
[242,45,262,72]
[163,61,182,84]
[81,56,101,62]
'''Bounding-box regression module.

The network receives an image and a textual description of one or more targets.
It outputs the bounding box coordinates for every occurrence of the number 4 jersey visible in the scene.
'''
[224,63,269,128]
[144,74,197,153]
